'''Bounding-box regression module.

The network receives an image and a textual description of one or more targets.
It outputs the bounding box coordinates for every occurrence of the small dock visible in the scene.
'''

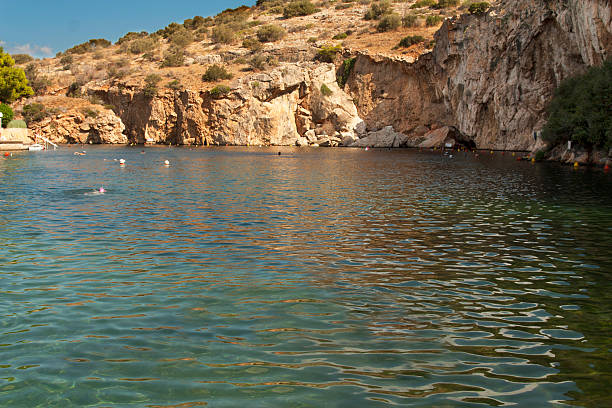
[0,141,30,151]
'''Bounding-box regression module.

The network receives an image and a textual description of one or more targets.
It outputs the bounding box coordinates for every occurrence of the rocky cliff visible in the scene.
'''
[347,0,611,151]
[22,0,611,156]
[84,62,362,147]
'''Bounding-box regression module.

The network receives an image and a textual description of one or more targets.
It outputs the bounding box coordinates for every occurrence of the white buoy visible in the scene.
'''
[164,160,170,166]
[119,159,125,166]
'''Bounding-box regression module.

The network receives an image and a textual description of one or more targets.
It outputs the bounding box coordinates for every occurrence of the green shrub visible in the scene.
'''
[242,37,263,52]
[534,150,545,161]
[402,14,420,27]
[337,57,356,88]
[161,49,184,67]
[0,103,14,127]
[66,39,111,54]
[212,25,235,44]
[129,37,157,54]
[156,22,183,39]
[11,54,34,65]
[249,55,267,71]
[332,32,348,40]
[143,74,162,97]
[468,2,490,15]
[167,79,181,90]
[22,103,51,123]
[410,0,436,8]
[433,0,459,9]
[169,27,194,47]
[542,58,612,149]
[335,3,352,10]
[209,84,231,98]
[398,35,425,47]
[183,15,209,30]
[117,31,149,44]
[66,81,82,97]
[283,1,317,18]
[316,45,342,63]
[256,25,286,42]
[81,107,98,118]
[377,13,401,32]
[425,15,444,26]
[364,0,392,20]
[7,119,26,128]
[214,6,251,27]
[60,54,74,65]
[202,64,233,82]
[23,64,50,95]
[320,83,333,97]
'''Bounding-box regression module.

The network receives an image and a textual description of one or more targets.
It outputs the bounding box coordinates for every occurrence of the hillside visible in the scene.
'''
[9,0,612,163]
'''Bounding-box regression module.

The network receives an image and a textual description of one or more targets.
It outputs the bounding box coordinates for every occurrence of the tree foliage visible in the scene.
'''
[543,58,612,149]
[0,47,34,103]
[0,103,14,127]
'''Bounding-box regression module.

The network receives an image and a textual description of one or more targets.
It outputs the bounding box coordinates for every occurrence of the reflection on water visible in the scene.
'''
[0,146,611,407]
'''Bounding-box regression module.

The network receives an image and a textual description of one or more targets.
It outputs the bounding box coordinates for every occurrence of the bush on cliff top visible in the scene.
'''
[398,35,425,48]
[315,45,342,63]
[209,84,231,98]
[143,74,162,98]
[543,58,612,149]
[468,2,490,15]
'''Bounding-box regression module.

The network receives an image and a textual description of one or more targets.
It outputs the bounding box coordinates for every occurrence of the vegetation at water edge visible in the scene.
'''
[543,58,612,149]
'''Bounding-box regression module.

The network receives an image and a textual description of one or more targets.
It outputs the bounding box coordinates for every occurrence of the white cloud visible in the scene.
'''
[8,43,54,58]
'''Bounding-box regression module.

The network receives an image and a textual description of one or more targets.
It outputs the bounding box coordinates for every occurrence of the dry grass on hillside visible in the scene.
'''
[15,0,493,102]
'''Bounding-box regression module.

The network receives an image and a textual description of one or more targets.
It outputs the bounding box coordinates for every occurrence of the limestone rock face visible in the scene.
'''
[28,107,127,144]
[351,126,409,148]
[347,0,612,150]
[87,62,362,146]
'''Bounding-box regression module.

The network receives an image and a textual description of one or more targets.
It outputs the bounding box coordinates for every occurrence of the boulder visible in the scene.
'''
[340,132,358,146]
[351,126,408,148]
[418,126,461,149]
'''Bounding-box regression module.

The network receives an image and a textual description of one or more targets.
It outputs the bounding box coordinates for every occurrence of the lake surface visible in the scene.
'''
[0,146,610,407]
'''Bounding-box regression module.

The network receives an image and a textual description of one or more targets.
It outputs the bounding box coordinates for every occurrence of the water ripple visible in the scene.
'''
[0,147,610,406]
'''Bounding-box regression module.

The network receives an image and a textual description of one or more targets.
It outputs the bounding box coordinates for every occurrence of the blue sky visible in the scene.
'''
[0,0,255,58]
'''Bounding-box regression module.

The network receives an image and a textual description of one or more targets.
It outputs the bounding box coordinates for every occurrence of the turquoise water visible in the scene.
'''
[0,146,611,407]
